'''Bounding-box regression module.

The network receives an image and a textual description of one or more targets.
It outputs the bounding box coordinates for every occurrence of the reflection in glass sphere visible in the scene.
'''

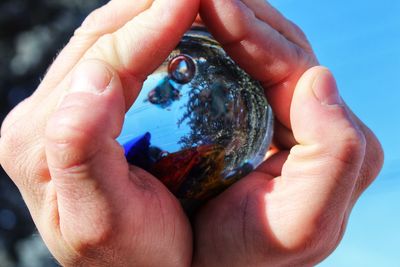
[168,55,196,84]
[118,27,274,211]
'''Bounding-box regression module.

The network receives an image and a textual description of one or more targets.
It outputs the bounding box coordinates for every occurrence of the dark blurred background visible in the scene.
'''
[0,1,106,266]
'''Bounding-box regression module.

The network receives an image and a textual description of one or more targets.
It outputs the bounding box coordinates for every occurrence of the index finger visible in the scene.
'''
[200,0,318,128]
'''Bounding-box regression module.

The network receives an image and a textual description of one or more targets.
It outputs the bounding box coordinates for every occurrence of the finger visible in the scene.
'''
[291,69,383,206]
[82,0,200,106]
[193,67,367,267]
[36,0,154,97]
[3,0,200,135]
[240,0,311,51]
[36,0,201,168]
[43,61,193,265]
[200,0,311,82]
[44,60,129,242]
[268,67,366,249]
[200,0,318,128]
[43,0,200,118]
[347,111,384,202]
[42,0,200,114]
[1,0,154,135]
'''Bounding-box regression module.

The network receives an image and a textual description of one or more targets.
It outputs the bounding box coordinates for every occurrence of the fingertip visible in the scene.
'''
[293,66,342,108]
[311,68,342,106]
[69,59,114,95]
[294,66,328,91]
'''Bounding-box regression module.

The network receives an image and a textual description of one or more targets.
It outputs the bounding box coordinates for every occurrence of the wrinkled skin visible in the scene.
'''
[0,0,383,266]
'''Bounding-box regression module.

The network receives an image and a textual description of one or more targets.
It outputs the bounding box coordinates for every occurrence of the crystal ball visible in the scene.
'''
[118,27,273,209]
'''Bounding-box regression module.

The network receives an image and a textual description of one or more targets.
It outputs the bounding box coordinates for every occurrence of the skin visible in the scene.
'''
[0,0,383,266]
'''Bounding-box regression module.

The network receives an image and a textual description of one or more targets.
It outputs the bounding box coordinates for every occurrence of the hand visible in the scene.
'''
[0,1,384,267]
[193,1,383,266]
[0,1,200,266]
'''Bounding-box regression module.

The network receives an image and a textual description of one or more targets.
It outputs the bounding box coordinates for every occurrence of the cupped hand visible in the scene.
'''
[193,1,384,266]
[0,0,384,267]
[0,1,200,266]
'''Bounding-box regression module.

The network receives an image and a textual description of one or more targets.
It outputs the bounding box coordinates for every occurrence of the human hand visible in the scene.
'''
[0,1,200,266]
[192,0,384,266]
[0,0,384,266]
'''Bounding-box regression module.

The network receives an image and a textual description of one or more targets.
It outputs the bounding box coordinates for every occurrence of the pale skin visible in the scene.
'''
[0,0,383,266]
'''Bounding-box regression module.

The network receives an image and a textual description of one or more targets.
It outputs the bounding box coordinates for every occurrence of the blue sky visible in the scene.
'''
[267,0,400,265]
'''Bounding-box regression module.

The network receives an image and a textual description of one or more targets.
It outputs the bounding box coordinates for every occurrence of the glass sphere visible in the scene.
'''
[118,27,274,209]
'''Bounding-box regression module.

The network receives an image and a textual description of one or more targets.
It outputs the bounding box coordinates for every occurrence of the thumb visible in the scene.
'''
[44,59,128,243]
[291,66,366,164]
[269,67,366,249]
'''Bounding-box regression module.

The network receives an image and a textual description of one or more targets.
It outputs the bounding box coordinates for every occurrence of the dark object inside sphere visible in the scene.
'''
[118,27,274,212]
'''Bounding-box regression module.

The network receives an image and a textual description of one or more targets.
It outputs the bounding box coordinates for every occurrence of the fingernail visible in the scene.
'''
[312,69,342,105]
[70,60,113,94]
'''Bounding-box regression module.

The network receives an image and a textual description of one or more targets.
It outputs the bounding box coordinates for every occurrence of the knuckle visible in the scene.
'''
[46,110,86,147]
[0,122,27,169]
[74,3,111,37]
[73,227,114,256]
[45,106,99,170]
[130,12,177,39]
[356,167,374,193]
[286,239,338,266]
[67,224,117,264]
[288,20,306,38]
[0,97,31,137]
[85,33,123,71]
[62,207,118,261]
[328,121,367,167]
[289,21,311,43]
[281,218,343,266]
[70,5,114,51]
[291,42,309,66]
[80,7,104,32]
[45,95,101,147]
[285,19,314,54]
[85,31,147,83]
[355,128,384,193]
[0,120,47,190]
